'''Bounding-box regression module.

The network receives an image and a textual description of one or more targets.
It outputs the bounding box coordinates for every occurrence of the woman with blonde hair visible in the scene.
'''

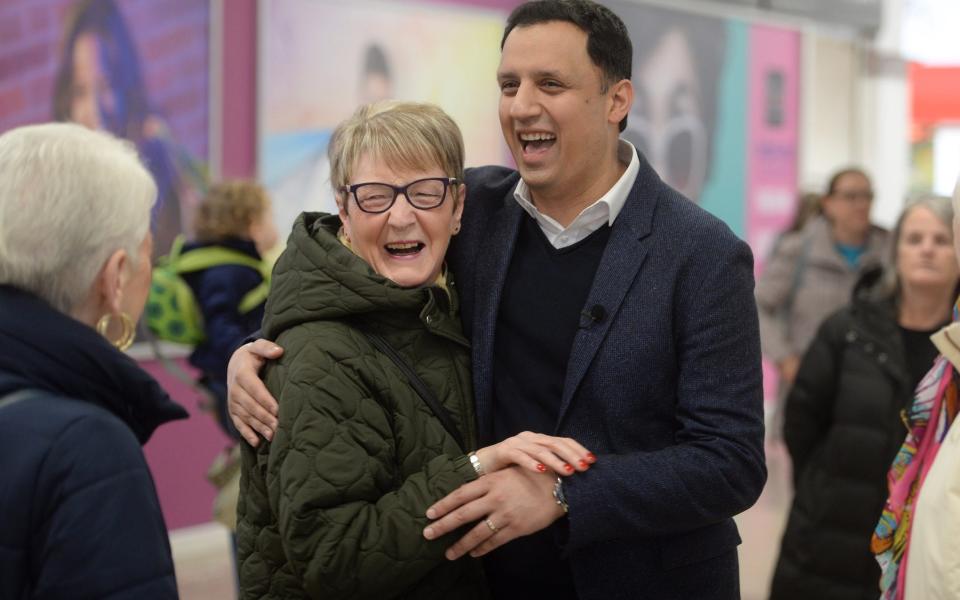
[0,123,187,598]
[236,101,594,599]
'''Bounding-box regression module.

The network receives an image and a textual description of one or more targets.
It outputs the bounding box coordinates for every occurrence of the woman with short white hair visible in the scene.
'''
[0,122,187,599]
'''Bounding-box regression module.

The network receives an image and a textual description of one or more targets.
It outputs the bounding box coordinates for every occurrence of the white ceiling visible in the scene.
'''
[901,0,960,65]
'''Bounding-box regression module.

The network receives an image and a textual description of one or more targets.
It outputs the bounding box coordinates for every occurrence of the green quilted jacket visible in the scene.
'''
[236,213,488,599]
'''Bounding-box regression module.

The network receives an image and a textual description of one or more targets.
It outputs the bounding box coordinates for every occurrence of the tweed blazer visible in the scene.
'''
[447,155,767,600]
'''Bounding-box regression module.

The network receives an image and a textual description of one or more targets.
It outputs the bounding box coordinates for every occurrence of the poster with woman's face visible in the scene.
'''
[606,3,731,205]
[607,2,799,247]
[258,0,506,237]
[0,0,209,257]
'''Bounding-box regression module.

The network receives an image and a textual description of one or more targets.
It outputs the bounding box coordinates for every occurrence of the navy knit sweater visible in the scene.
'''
[485,215,610,600]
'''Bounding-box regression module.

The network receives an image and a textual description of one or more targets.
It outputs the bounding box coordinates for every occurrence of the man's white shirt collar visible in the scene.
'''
[512,139,639,249]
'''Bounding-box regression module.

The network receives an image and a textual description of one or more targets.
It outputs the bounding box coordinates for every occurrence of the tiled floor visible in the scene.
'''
[736,441,793,600]
[172,441,794,600]
[170,523,237,599]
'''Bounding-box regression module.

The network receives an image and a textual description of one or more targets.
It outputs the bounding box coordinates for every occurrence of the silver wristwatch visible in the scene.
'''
[468,451,485,477]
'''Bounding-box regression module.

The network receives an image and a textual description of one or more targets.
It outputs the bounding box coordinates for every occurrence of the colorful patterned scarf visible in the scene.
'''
[872,344,960,598]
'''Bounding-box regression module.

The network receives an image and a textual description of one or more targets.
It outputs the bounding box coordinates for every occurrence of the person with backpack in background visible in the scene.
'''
[143,181,276,535]
[184,181,278,441]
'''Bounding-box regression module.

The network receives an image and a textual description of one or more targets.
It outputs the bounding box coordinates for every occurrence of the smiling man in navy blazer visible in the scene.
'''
[227,1,765,598]
[421,2,766,599]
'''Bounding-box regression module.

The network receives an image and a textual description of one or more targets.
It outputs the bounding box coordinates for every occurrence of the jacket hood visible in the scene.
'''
[0,285,188,444]
[852,264,888,303]
[262,212,459,340]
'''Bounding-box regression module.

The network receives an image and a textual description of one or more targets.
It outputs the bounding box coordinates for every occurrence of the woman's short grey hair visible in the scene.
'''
[879,194,955,300]
[328,101,465,205]
[0,123,156,314]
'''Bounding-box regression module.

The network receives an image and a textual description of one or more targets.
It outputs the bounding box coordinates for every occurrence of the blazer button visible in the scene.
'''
[846,331,858,342]
[878,352,888,363]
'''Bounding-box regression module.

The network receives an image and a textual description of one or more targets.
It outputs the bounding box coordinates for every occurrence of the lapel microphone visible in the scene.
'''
[578,304,607,329]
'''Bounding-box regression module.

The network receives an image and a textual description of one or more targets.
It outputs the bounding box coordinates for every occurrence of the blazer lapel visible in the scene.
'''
[555,164,658,430]
[472,200,524,442]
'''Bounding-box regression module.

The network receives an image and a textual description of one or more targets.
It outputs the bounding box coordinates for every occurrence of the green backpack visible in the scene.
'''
[145,235,271,345]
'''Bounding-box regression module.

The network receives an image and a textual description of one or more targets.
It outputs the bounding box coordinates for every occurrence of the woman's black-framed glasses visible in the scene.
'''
[341,177,459,214]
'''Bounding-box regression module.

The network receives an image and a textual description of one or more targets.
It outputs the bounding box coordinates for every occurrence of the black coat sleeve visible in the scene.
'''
[783,311,846,484]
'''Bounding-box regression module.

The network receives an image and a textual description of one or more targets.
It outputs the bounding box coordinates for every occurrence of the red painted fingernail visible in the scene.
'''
[578,460,589,469]
[564,464,574,472]
[536,463,547,472]
[586,452,597,462]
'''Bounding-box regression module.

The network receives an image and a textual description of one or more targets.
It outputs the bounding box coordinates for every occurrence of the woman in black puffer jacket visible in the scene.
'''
[770,196,960,600]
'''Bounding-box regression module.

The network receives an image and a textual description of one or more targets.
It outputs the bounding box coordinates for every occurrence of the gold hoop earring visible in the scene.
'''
[337,226,353,248]
[96,313,136,351]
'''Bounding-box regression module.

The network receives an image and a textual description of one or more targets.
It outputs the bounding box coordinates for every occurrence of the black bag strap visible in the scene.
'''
[359,329,466,452]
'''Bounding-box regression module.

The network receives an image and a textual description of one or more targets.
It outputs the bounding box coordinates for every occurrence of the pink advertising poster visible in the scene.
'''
[747,25,800,272]
[746,25,801,408]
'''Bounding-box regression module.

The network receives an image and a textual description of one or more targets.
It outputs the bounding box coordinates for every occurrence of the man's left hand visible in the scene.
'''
[423,466,564,559]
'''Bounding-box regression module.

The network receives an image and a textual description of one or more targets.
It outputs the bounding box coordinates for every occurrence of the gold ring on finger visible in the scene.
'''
[485,518,499,534]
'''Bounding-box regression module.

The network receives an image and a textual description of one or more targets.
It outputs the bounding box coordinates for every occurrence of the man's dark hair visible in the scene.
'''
[502,0,633,131]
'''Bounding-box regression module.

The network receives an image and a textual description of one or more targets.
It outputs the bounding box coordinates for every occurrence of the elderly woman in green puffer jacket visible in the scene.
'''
[236,102,593,600]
